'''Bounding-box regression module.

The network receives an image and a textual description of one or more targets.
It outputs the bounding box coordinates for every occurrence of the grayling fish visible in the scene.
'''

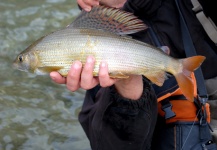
[13,6,205,101]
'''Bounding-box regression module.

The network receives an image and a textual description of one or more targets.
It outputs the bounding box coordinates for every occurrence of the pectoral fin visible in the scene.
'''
[109,72,129,79]
[92,71,129,78]
[35,66,63,75]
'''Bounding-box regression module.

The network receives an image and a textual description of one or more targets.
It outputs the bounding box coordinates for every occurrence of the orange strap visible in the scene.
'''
[157,73,210,123]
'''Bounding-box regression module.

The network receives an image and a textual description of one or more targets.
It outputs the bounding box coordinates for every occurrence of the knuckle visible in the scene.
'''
[99,79,110,87]
[67,73,76,80]
[83,0,90,3]
[80,80,93,90]
[66,85,75,92]
[99,82,106,87]
[99,81,110,87]
[99,72,107,79]
[66,84,79,92]
[80,84,90,90]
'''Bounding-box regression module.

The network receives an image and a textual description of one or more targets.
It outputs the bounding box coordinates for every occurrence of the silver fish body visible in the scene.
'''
[13,6,205,101]
[31,28,175,79]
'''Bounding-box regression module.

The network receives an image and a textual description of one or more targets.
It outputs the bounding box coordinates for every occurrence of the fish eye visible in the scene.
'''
[18,55,23,62]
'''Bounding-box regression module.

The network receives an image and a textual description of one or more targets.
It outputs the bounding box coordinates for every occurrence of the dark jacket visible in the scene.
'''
[78,0,217,150]
[79,78,157,150]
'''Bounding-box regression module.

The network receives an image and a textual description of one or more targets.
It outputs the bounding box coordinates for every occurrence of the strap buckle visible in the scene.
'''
[162,101,176,119]
[197,95,208,126]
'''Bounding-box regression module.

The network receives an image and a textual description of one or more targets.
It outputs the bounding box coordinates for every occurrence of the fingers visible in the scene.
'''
[80,56,99,89]
[77,0,99,11]
[98,61,117,87]
[66,60,83,91]
[50,71,66,84]
[66,56,99,91]
[50,56,117,92]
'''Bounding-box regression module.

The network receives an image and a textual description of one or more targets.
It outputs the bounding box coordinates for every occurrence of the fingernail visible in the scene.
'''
[101,61,107,67]
[72,61,81,69]
[87,56,93,63]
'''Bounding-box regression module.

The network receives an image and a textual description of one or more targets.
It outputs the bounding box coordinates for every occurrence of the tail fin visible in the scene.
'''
[174,56,206,102]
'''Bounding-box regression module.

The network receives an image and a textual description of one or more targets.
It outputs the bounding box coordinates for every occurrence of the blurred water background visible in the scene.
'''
[0,0,91,149]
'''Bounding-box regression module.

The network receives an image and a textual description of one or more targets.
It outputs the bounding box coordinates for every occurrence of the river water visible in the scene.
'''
[0,0,91,149]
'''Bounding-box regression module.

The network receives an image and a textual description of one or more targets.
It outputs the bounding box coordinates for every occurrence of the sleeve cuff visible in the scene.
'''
[109,77,155,110]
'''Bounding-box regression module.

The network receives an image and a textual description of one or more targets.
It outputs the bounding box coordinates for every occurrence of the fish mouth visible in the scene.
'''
[12,62,18,69]
[12,62,25,71]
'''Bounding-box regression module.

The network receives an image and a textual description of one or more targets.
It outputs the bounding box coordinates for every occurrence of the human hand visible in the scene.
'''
[99,0,126,8]
[77,0,127,11]
[50,56,117,92]
[50,56,143,100]
[77,0,100,11]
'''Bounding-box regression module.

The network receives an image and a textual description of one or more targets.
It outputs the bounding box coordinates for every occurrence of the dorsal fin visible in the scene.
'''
[69,5,148,35]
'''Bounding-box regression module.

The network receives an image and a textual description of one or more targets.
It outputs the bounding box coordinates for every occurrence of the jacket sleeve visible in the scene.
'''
[122,0,162,18]
[78,78,158,150]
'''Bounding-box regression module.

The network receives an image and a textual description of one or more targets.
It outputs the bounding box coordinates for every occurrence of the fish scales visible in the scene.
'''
[13,5,205,101]
[36,28,170,75]
[30,27,177,77]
